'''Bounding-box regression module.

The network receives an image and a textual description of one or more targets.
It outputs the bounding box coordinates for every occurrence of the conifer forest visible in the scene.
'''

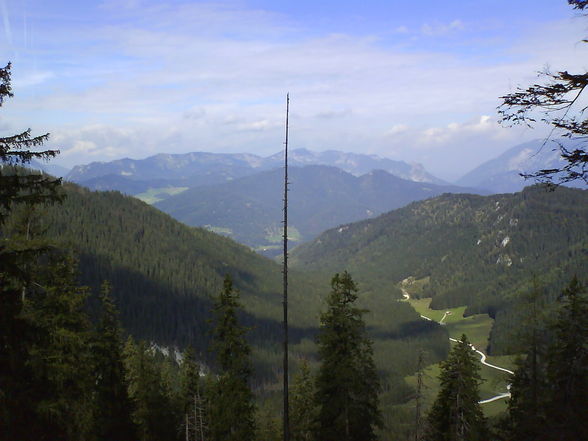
[1,1,588,440]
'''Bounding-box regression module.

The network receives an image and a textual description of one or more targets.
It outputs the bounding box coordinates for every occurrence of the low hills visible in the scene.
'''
[155,165,483,252]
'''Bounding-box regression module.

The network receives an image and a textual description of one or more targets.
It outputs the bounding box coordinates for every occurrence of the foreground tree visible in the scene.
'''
[542,276,588,441]
[315,272,381,441]
[208,275,256,441]
[123,337,177,441]
[0,62,62,281]
[498,1,588,186]
[93,281,136,441]
[503,282,549,441]
[180,346,208,441]
[425,334,487,441]
[290,360,318,441]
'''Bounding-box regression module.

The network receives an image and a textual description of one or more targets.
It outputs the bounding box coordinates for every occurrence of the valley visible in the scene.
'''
[3,1,588,439]
[401,284,514,415]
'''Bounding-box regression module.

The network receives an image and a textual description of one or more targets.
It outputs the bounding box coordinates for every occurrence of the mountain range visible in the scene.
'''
[154,165,485,252]
[65,148,444,197]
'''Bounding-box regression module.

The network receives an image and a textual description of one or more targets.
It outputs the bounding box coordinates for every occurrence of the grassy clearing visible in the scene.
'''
[408,298,466,325]
[264,225,302,243]
[404,295,513,417]
[204,225,233,235]
[135,186,189,204]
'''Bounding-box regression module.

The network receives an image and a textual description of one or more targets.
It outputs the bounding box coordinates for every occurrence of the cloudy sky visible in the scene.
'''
[1,0,586,180]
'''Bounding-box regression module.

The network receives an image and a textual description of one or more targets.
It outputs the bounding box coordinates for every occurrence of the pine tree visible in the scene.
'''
[93,281,136,441]
[0,63,63,439]
[504,282,549,441]
[123,337,177,441]
[180,346,208,441]
[290,360,318,441]
[23,254,96,441]
[208,275,256,441]
[425,334,488,441]
[0,62,62,282]
[542,276,588,441]
[315,271,381,441]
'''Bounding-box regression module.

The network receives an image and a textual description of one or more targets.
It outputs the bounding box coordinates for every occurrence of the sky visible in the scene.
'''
[0,0,586,180]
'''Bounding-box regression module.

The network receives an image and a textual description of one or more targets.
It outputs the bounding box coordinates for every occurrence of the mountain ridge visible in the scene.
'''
[154,165,485,252]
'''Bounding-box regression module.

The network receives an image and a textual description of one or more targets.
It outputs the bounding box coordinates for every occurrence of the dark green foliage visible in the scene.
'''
[0,62,61,230]
[501,282,550,441]
[503,276,588,441]
[93,281,136,441]
[315,272,382,441]
[292,186,588,354]
[23,254,96,441]
[290,359,318,441]
[542,276,588,440]
[208,276,256,441]
[123,337,178,441]
[38,183,323,353]
[255,404,282,441]
[425,335,488,441]
[180,346,208,441]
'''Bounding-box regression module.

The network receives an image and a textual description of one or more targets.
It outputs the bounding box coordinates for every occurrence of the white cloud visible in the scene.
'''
[2,1,587,180]
[386,124,409,136]
[421,19,465,36]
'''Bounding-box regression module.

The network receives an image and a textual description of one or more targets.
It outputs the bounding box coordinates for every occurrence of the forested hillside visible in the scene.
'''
[155,165,483,251]
[18,182,449,382]
[291,185,588,353]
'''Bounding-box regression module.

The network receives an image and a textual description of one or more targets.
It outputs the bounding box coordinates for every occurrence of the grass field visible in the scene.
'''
[404,294,514,417]
[204,225,233,235]
[134,186,189,204]
[264,225,302,243]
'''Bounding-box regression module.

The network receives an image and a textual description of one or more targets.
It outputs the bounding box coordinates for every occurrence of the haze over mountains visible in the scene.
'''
[457,139,587,193]
[57,140,587,253]
[154,165,484,252]
[66,148,444,195]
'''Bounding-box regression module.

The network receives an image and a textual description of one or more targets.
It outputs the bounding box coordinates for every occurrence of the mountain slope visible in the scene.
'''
[23,182,448,381]
[456,139,586,192]
[154,165,484,251]
[291,186,588,351]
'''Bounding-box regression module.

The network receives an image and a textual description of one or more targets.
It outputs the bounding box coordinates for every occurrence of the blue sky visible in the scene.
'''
[1,0,586,180]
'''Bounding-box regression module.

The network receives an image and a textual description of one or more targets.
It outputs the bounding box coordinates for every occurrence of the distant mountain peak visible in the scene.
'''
[66,148,446,195]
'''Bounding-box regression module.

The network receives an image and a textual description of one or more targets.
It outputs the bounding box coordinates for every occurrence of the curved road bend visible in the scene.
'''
[402,288,513,404]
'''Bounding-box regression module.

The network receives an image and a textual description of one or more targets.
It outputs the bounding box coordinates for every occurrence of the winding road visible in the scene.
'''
[402,288,513,404]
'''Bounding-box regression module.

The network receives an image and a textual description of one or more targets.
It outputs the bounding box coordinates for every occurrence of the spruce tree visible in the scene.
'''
[290,360,318,441]
[180,346,208,441]
[0,62,62,281]
[504,282,549,441]
[543,276,588,441]
[208,275,256,441]
[0,63,63,439]
[24,254,96,441]
[425,334,487,441]
[315,271,381,441]
[93,281,136,441]
[123,337,177,441]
